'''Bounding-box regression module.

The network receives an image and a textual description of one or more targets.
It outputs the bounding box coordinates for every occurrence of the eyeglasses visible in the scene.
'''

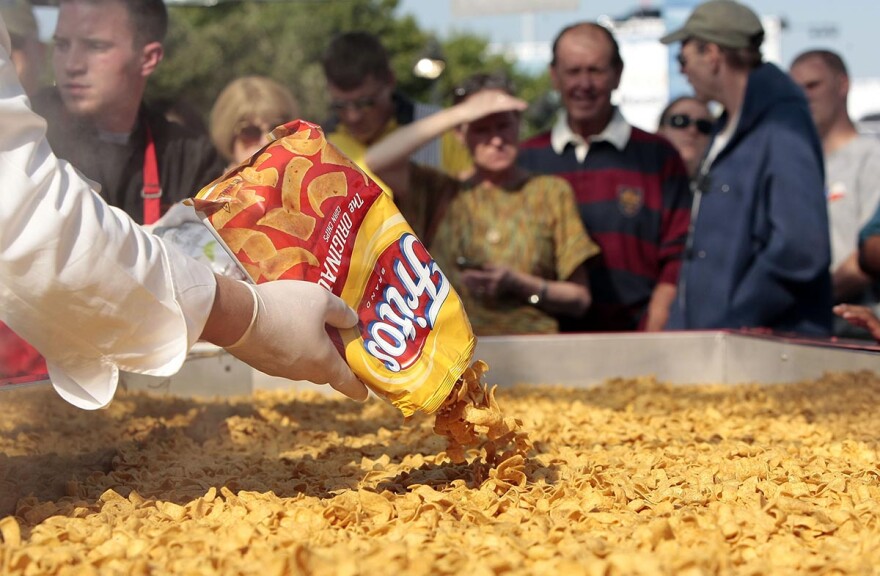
[665,113,713,135]
[676,53,689,68]
[329,95,380,114]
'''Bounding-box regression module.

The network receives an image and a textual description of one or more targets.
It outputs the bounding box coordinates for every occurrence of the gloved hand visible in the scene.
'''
[224,280,368,401]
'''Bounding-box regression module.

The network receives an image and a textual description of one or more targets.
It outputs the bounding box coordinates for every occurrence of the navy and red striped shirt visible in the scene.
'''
[518,125,691,331]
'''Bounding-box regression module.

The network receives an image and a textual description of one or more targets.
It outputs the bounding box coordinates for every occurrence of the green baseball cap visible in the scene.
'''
[660,0,764,49]
[0,0,37,40]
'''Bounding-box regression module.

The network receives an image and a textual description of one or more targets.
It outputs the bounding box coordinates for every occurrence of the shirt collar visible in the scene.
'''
[550,108,632,162]
[335,117,400,146]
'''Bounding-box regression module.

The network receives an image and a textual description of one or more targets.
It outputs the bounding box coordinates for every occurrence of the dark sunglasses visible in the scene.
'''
[234,124,267,142]
[666,114,713,135]
[329,95,379,114]
[234,118,287,143]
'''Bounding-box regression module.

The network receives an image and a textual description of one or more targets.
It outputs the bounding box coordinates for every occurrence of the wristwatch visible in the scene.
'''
[528,281,548,306]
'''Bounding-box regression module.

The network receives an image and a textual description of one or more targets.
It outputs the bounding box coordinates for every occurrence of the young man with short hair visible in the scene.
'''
[33,0,224,224]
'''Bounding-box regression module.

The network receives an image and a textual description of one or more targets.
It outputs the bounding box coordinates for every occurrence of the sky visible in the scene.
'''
[395,0,880,79]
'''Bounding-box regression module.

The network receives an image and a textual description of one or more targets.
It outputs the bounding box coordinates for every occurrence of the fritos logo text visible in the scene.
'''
[360,233,450,372]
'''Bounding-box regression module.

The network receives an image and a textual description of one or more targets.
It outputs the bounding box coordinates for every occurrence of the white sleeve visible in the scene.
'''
[0,17,217,409]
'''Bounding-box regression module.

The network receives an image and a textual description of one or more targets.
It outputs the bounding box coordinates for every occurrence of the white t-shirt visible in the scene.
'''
[826,135,880,270]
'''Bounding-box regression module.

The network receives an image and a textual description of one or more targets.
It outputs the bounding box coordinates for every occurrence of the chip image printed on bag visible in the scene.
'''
[192,120,476,416]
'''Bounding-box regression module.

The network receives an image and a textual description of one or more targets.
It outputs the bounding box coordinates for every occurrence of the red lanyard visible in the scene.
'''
[142,124,161,225]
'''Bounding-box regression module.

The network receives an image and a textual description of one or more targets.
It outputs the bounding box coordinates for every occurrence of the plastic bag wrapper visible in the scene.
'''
[190,120,475,416]
[146,202,246,280]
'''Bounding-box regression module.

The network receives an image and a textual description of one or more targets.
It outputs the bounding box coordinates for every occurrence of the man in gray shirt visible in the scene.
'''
[791,49,880,337]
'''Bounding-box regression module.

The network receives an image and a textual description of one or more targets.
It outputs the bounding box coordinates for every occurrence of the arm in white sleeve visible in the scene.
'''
[0,19,217,409]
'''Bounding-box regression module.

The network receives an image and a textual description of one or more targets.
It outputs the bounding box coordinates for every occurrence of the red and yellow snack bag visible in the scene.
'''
[192,120,475,416]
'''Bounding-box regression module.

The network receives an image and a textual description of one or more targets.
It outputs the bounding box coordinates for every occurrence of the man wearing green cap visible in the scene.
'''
[0,0,43,96]
[661,0,833,335]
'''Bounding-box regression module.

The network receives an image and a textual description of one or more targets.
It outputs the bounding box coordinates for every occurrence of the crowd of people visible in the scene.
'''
[4,0,880,404]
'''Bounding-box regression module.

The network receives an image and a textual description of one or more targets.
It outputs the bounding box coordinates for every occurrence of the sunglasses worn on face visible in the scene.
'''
[666,113,713,135]
[235,118,287,143]
[235,124,267,142]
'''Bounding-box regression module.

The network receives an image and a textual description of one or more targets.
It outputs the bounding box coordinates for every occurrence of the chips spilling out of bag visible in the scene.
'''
[433,360,532,467]
[192,120,475,416]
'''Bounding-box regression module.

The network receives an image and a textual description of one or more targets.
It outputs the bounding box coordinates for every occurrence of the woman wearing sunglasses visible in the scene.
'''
[210,76,299,170]
[657,96,714,179]
[365,73,599,336]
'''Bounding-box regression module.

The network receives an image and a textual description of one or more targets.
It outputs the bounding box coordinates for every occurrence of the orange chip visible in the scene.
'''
[321,144,368,185]
[240,162,279,188]
[0,517,21,547]
[218,228,263,253]
[212,186,263,229]
[281,157,313,213]
[307,171,348,217]
[257,207,316,240]
[240,261,262,282]
[259,246,319,280]
[280,132,323,157]
[463,405,502,428]
[241,231,277,263]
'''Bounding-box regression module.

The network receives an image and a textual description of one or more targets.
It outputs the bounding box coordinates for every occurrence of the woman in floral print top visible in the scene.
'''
[365,73,599,335]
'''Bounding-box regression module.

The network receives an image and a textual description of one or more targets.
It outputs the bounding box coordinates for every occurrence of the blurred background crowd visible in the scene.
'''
[5,0,880,381]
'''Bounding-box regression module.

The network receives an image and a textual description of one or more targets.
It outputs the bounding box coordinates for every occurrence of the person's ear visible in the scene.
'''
[838,73,851,99]
[140,41,164,77]
[706,43,723,72]
[610,65,622,92]
[549,64,561,92]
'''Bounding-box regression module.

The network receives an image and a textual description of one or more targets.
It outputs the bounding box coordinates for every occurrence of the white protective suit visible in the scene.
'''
[0,16,216,409]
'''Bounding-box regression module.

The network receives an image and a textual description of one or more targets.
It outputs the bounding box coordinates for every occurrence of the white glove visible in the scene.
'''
[225,281,368,401]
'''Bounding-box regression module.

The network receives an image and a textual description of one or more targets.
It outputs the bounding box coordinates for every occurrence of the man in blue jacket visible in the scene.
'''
[661,0,832,336]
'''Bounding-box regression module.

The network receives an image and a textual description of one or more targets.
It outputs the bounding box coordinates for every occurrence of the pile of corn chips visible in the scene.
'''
[2,370,880,574]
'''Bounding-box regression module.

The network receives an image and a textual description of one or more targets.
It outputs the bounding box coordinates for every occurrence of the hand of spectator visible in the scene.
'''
[460,263,514,300]
[458,90,528,124]
[833,304,880,342]
[224,280,369,401]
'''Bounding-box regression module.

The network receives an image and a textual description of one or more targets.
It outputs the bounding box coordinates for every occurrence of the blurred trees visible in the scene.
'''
[148,0,556,136]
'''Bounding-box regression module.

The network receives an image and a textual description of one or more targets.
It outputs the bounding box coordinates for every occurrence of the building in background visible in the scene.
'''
[484,2,880,133]
[488,4,785,131]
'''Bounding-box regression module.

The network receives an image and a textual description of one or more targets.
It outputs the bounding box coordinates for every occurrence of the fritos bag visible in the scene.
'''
[191,120,475,416]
